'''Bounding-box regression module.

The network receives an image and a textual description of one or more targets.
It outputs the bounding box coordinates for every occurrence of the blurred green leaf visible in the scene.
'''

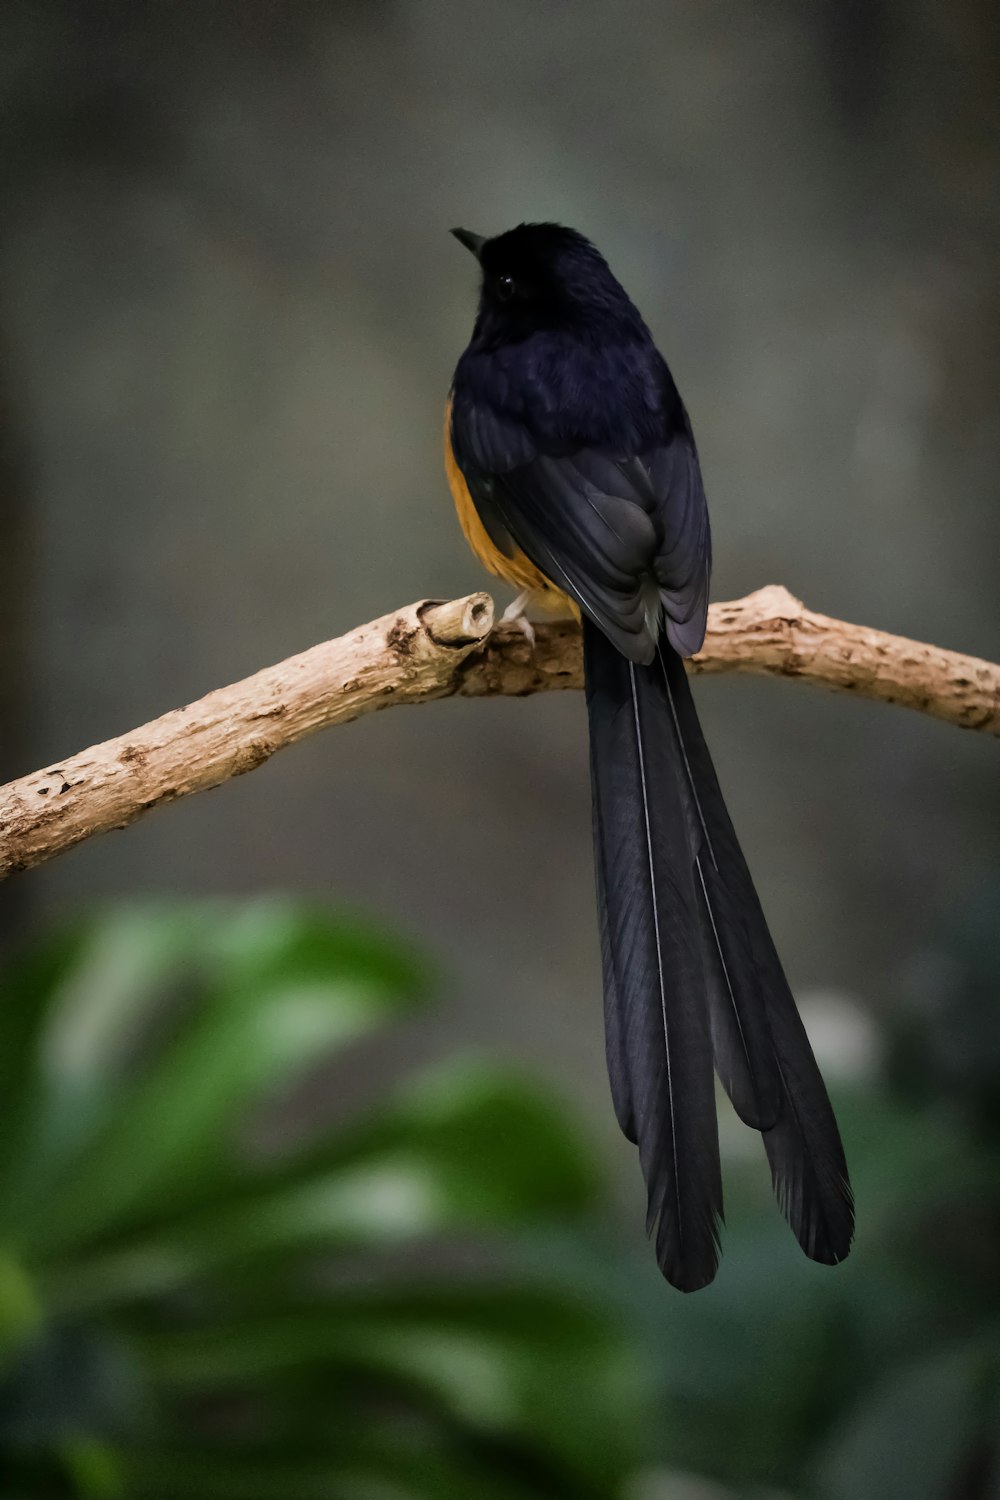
[139,1286,639,1490]
[0,904,640,1500]
[126,1426,597,1500]
[47,1060,599,1313]
[20,903,427,1255]
[63,1436,126,1499]
[0,1254,42,1369]
[0,914,176,1225]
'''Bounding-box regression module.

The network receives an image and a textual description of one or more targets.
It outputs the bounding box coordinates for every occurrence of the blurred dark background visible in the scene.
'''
[0,2,998,1496]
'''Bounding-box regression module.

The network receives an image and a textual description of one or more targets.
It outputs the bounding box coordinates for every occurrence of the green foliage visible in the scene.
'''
[0,902,643,1498]
[2,891,997,1499]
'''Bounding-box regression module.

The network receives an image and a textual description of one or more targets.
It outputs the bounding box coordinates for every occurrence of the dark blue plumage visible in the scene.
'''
[448,222,853,1289]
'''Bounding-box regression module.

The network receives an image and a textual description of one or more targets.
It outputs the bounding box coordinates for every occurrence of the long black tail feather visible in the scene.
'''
[585,623,722,1291]
[584,620,853,1287]
[657,644,854,1265]
[590,753,637,1145]
[659,665,784,1134]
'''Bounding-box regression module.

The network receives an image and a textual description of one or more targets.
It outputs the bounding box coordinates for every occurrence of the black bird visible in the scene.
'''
[445,222,853,1290]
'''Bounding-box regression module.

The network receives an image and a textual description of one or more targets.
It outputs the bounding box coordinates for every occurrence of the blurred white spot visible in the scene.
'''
[796,989,882,1082]
[295,1163,444,1239]
[717,989,879,1161]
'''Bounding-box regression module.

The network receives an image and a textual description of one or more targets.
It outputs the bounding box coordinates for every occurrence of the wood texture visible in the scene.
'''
[1,584,996,880]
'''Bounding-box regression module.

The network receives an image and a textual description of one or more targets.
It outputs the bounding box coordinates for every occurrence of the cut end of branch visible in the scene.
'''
[421,592,495,647]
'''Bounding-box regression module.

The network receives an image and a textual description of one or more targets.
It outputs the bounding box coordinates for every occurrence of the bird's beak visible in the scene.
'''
[450,227,486,261]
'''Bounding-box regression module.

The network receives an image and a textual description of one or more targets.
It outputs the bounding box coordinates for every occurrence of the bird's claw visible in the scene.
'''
[501,591,537,648]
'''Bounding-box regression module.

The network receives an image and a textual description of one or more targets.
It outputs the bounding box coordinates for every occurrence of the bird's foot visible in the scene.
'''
[501,589,537,647]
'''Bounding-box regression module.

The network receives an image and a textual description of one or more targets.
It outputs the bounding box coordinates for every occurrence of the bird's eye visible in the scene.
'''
[496,273,515,301]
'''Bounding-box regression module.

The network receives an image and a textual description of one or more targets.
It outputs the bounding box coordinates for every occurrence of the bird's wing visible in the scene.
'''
[451,400,711,662]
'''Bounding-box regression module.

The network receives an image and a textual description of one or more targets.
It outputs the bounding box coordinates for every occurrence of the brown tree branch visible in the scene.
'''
[1,584,996,881]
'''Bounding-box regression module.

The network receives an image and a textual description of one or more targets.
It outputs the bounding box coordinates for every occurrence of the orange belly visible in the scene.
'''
[444,399,573,611]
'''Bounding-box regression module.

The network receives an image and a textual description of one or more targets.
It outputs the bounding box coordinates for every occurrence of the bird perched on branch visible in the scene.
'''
[445,222,853,1290]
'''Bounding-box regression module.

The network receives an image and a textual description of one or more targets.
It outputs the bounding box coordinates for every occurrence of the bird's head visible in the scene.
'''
[451,222,644,348]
